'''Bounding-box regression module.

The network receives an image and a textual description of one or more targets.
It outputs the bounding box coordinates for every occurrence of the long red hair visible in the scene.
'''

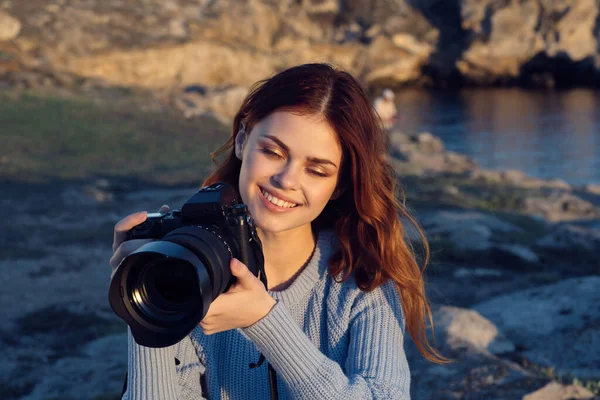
[204,63,447,363]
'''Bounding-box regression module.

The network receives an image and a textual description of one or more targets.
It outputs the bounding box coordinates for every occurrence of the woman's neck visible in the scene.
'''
[257,225,316,290]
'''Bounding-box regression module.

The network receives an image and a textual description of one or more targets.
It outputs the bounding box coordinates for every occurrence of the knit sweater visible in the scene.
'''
[123,230,411,399]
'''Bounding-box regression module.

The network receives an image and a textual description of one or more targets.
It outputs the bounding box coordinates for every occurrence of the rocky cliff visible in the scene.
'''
[1,0,600,92]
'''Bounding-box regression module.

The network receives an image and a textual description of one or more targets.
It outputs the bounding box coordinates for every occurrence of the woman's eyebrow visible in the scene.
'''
[263,135,338,168]
[307,156,337,168]
[263,135,290,152]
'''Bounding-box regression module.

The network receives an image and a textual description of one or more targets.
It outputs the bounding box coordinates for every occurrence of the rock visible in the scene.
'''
[494,244,539,264]
[458,0,600,87]
[406,305,536,400]
[471,169,572,191]
[421,210,521,251]
[585,184,600,196]
[415,131,445,153]
[522,381,595,400]
[536,224,600,251]
[457,0,544,84]
[389,131,477,175]
[474,276,600,379]
[5,0,600,90]
[523,192,599,222]
[0,12,20,41]
[391,33,435,57]
[434,306,516,355]
[364,35,430,87]
[453,268,504,279]
[173,85,248,124]
[20,333,128,400]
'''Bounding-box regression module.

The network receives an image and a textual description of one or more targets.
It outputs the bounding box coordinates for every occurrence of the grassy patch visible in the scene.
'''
[0,91,229,185]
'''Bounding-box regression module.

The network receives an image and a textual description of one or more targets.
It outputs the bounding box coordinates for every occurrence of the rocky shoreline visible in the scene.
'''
[2,0,600,93]
[1,127,599,399]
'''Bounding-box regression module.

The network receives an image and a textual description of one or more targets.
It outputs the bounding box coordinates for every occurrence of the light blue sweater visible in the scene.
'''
[123,230,410,399]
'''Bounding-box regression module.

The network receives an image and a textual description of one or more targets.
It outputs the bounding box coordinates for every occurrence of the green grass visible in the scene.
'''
[0,91,230,185]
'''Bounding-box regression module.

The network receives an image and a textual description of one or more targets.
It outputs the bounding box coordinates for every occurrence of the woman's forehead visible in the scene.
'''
[252,111,342,158]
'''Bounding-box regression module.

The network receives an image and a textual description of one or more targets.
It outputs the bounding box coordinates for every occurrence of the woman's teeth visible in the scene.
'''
[261,189,298,208]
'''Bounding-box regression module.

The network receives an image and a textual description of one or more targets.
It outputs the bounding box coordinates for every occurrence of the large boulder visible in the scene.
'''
[536,224,600,251]
[523,192,599,222]
[474,276,600,379]
[458,0,600,87]
[420,210,522,252]
[406,305,537,400]
[389,131,477,175]
[433,306,515,355]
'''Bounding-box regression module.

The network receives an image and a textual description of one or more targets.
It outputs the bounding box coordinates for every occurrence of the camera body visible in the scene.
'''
[127,182,262,276]
[109,182,264,348]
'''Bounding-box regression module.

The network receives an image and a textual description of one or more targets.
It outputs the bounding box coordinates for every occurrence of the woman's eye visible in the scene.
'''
[261,148,283,158]
[308,169,328,178]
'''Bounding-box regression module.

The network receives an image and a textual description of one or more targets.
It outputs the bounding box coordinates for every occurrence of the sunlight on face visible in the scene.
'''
[238,111,342,235]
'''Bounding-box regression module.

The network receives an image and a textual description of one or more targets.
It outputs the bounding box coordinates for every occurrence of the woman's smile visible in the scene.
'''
[258,186,301,213]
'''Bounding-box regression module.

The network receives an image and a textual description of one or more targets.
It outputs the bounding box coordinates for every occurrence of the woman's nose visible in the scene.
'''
[272,162,301,190]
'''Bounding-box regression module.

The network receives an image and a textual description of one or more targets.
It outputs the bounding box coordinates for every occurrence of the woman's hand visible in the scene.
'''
[199,258,276,335]
[109,205,170,278]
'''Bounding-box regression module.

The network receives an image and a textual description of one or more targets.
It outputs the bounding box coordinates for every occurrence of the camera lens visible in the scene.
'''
[146,260,198,305]
[128,257,201,324]
[110,227,237,347]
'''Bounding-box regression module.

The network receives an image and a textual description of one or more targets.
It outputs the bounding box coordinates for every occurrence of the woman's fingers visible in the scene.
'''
[112,211,147,253]
[110,205,170,277]
[110,238,155,273]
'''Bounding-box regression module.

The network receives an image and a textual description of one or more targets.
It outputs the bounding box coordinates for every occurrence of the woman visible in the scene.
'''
[110,63,447,400]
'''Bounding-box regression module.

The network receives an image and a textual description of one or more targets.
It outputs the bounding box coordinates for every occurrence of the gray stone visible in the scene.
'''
[474,276,600,378]
[434,306,516,355]
[536,224,600,251]
[422,210,522,251]
[453,268,504,279]
[494,244,539,264]
[21,334,128,400]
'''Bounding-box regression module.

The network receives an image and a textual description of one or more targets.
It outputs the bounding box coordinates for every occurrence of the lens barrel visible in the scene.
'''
[109,226,235,348]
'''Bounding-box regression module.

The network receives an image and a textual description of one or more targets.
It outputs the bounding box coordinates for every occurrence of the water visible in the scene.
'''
[393,88,600,186]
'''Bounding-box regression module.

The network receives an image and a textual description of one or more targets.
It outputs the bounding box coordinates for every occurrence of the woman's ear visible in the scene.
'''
[235,123,247,160]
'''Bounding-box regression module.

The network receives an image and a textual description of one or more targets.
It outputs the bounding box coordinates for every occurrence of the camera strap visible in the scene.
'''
[248,262,279,400]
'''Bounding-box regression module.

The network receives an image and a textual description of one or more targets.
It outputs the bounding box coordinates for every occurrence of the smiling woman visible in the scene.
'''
[236,111,342,236]
[112,63,449,400]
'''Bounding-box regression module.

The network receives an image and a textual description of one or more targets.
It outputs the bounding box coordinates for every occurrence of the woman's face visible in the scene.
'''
[238,110,342,234]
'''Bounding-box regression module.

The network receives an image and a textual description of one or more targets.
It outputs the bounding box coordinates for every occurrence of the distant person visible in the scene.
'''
[110,63,448,399]
[373,88,398,130]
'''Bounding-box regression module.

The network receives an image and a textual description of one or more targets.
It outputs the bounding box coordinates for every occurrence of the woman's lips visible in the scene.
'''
[258,187,300,213]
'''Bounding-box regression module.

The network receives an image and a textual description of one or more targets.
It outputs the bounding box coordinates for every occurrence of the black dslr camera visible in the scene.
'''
[109,182,265,348]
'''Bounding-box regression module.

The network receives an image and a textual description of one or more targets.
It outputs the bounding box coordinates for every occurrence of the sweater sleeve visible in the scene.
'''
[122,328,207,400]
[242,280,410,399]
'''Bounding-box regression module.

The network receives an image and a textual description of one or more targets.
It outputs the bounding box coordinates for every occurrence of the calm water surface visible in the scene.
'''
[393,89,600,186]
